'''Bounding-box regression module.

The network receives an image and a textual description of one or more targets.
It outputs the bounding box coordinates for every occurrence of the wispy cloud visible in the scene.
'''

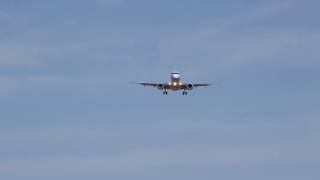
[2,142,318,174]
[0,77,19,95]
[0,115,319,174]
[219,0,292,26]
[0,75,65,95]
[154,26,320,76]
[0,72,126,95]
[0,145,280,174]
[0,42,39,67]
[97,0,126,4]
[149,0,320,76]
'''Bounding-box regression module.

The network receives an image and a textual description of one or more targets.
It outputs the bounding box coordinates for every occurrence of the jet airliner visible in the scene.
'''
[132,71,220,95]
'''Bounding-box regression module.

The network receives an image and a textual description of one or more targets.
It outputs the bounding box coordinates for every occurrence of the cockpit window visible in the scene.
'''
[172,73,181,78]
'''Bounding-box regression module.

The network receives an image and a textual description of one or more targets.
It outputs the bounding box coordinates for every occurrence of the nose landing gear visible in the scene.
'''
[182,91,188,95]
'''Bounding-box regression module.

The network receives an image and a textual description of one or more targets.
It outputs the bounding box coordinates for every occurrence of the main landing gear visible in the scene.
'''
[163,90,168,95]
[162,90,188,95]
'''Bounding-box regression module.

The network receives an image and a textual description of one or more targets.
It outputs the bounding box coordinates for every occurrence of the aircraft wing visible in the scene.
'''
[131,82,158,87]
[131,82,170,88]
[183,82,221,88]
[193,83,211,87]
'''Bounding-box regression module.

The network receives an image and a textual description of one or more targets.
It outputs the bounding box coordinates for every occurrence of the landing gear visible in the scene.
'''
[163,90,168,95]
[182,91,188,95]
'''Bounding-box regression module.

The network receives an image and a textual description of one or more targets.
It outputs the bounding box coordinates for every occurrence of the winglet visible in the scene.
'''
[212,82,223,85]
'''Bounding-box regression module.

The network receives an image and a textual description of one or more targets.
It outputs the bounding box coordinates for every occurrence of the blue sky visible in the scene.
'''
[0,0,319,179]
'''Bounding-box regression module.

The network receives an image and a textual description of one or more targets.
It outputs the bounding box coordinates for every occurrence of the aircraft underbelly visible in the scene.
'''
[171,86,180,91]
[170,77,180,90]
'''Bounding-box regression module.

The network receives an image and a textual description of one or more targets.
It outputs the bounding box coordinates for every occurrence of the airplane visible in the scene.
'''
[131,71,220,95]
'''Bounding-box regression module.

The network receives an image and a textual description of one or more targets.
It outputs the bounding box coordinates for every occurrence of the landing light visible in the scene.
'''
[173,82,177,86]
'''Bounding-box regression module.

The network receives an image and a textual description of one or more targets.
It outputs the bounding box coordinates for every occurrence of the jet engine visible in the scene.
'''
[187,84,193,90]
[157,84,165,90]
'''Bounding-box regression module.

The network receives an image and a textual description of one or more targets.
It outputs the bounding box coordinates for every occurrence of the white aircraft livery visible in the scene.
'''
[132,71,220,95]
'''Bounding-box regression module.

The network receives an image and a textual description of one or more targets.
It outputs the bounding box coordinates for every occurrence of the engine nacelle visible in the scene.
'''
[157,84,165,90]
[187,84,193,90]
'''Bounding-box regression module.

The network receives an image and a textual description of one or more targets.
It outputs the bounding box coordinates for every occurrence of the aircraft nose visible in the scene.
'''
[171,73,181,79]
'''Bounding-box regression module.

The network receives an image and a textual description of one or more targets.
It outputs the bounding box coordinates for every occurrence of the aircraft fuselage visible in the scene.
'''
[169,71,181,91]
